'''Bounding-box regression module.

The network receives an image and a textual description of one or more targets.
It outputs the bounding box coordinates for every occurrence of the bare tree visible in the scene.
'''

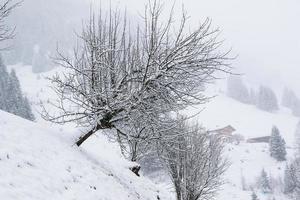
[159,121,228,200]
[0,0,20,49]
[42,1,230,147]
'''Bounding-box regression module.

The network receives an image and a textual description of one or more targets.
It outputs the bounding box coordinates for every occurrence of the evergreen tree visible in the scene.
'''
[269,126,286,161]
[283,164,296,194]
[0,56,10,111]
[295,121,300,153]
[32,45,51,73]
[227,76,251,104]
[261,169,271,193]
[257,86,278,112]
[22,97,35,121]
[282,88,297,108]
[258,169,271,193]
[7,69,24,116]
[249,88,257,105]
[282,88,300,116]
[251,191,259,200]
[0,60,35,121]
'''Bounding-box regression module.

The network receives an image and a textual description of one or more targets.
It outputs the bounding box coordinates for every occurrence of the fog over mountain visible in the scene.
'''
[101,0,300,94]
[6,0,299,94]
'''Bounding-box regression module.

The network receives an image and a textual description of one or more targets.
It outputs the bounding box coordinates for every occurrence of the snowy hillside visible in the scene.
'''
[7,64,300,200]
[188,92,299,145]
[186,88,299,200]
[0,110,172,200]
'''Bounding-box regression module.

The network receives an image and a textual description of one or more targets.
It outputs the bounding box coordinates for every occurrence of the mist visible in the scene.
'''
[7,0,300,91]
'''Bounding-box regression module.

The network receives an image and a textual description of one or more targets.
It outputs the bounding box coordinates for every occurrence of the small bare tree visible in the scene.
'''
[43,1,230,147]
[159,122,228,200]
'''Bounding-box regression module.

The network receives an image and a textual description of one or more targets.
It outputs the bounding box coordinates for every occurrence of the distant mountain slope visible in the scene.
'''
[187,93,298,146]
[184,88,298,199]
[0,110,172,200]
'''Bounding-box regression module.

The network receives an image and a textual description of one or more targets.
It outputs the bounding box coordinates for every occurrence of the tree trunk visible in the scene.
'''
[76,124,101,146]
[130,165,141,177]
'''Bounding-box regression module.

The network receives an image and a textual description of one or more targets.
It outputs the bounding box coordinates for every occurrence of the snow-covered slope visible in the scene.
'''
[187,93,299,145]
[185,90,299,200]
[8,64,299,200]
[0,110,172,200]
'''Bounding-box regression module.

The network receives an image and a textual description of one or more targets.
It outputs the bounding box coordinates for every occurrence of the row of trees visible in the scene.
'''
[227,76,300,116]
[282,88,300,116]
[41,1,231,199]
[0,55,35,120]
[227,76,278,112]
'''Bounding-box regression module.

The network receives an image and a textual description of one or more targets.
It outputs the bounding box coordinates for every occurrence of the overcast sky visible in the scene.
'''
[96,0,300,91]
[11,0,300,92]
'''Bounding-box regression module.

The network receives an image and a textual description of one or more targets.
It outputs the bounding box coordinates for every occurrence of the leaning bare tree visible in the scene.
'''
[43,1,230,147]
[159,121,228,200]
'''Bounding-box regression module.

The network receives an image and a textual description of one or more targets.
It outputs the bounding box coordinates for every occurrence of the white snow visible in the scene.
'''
[3,64,298,200]
[0,109,173,200]
[184,85,298,200]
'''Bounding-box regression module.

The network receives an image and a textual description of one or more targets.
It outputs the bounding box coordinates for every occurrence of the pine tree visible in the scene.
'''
[282,88,300,116]
[249,88,257,105]
[0,56,10,111]
[22,96,35,121]
[269,126,286,161]
[257,86,278,112]
[259,169,271,193]
[251,191,259,200]
[7,69,24,116]
[0,61,35,121]
[283,164,296,194]
[295,121,300,153]
[227,76,251,104]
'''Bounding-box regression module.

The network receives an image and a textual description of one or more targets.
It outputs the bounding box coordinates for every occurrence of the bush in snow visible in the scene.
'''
[269,126,286,161]
[256,86,278,112]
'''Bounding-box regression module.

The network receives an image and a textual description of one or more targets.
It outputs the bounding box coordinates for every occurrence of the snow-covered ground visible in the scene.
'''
[0,109,173,200]
[185,85,298,200]
[4,64,299,200]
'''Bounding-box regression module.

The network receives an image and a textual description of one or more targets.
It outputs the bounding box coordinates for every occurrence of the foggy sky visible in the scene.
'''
[102,0,300,92]
[11,0,300,93]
